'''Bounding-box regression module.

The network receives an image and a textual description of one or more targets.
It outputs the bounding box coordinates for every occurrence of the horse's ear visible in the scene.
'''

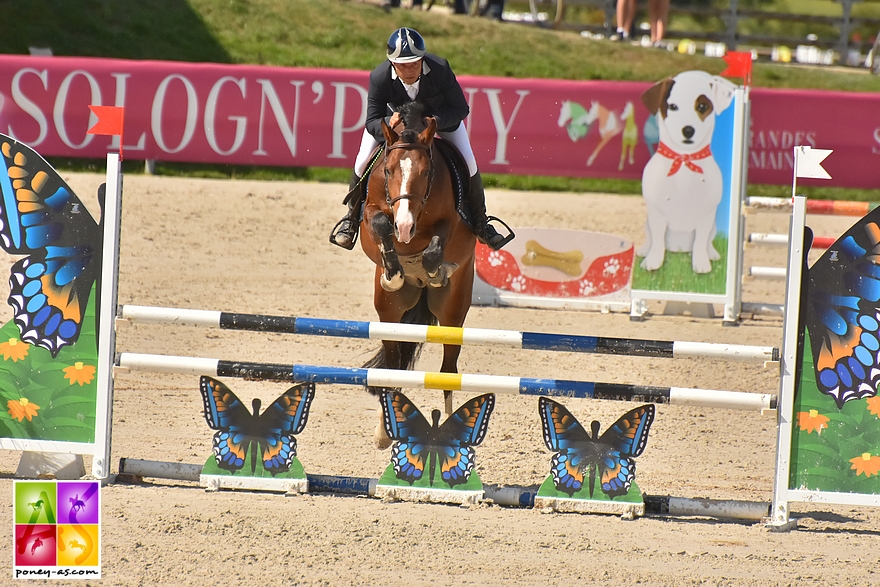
[382,118,398,145]
[641,78,674,116]
[418,117,437,145]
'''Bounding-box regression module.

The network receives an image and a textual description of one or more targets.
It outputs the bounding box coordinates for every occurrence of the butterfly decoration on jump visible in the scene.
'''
[381,391,495,487]
[539,397,654,498]
[0,134,103,357]
[804,209,880,409]
[200,376,316,475]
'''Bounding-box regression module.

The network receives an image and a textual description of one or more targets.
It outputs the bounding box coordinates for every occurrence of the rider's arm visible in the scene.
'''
[365,63,395,142]
[426,57,469,132]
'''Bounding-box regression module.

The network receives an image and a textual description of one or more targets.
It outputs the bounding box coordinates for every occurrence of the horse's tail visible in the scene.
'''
[363,290,435,388]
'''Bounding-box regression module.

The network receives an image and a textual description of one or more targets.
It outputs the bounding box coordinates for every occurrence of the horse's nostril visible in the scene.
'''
[682,126,695,139]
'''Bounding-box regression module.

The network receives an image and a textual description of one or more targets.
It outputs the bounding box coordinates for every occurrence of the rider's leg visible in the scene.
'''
[438,125,512,250]
[331,131,380,249]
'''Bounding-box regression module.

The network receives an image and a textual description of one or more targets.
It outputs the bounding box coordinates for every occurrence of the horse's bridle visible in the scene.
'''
[384,141,435,213]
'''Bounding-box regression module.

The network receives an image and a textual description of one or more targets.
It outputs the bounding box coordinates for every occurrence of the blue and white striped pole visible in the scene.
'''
[119,305,778,363]
[115,352,776,412]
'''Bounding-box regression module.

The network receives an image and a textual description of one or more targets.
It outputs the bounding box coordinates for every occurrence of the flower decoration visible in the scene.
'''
[850,453,880,478]
[867,396,880,418]
[63,362,96,386]
[796,410,829,435]
[0,337,29,362]
[7,398,39,422]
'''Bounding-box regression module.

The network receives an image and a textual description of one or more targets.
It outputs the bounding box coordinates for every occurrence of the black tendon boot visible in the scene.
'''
[329,171,364,250]
[468,171,514,251]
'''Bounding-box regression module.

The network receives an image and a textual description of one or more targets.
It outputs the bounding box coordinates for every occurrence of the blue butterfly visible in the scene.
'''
[199,376,315,475]
[539,398,654,498]
[0,134,102,357]
[381,391,495,487]
[805,214,880,409]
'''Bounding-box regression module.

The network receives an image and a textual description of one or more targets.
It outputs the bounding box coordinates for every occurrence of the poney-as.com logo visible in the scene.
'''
[13,480,100,580]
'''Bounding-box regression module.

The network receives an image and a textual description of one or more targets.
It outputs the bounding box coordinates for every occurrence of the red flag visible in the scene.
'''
[721,51,752,85]
[87,105,124,136]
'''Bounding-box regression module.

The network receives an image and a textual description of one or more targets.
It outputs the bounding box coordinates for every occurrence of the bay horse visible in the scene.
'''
[359,102,476,446]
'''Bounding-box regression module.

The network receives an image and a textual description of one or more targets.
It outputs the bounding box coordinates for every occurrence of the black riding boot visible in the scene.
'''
[468,172,514,251]
[329,171,364,250]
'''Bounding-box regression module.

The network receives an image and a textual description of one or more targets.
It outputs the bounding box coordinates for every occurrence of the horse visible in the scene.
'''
[558,100,625,166]
[359,102,476,446]
[618,101,638,171]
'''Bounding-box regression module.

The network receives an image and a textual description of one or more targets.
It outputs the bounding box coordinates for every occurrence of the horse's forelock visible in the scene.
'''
[398,128,420,144]
[399,102,427,131]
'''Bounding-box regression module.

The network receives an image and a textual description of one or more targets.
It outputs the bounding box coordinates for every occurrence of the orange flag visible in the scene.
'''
[720,51,752,86]
[87,105,124,136]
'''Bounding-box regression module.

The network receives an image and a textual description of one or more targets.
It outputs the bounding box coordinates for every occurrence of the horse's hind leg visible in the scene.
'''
[440,344,463,416]
[428,264,475,416]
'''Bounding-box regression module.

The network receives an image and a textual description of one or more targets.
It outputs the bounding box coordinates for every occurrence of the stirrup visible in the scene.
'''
[481,216,515,251]
[329,217,359,250]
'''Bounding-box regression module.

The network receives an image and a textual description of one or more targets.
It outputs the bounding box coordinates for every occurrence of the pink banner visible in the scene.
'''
[0,55,875,188]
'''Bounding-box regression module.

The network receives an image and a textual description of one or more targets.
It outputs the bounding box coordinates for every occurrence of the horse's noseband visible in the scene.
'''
[384,141,434,212]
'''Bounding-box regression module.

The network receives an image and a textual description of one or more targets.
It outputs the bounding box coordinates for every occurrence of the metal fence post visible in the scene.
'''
[836,0,859,64]
[725,0,739,51]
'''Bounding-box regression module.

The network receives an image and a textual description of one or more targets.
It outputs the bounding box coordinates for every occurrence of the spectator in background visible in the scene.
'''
[614,0,669,46]
[613,0,636,41]
[649,0,670,46]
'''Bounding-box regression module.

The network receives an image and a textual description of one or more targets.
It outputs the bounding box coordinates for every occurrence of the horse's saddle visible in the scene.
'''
[348,139,474,230]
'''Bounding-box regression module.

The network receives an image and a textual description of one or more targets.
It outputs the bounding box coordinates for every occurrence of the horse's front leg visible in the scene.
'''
[370,213,405,291]
[422,235,448,287]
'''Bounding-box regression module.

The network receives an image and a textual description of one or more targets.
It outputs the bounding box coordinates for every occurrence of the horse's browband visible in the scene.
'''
[387,142,430,152]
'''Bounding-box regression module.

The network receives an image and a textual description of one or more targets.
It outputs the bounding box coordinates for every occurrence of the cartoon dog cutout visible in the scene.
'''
[638,71,736,273]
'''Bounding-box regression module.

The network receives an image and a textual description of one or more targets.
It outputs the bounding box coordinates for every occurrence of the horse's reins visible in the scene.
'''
[384,140,435,214]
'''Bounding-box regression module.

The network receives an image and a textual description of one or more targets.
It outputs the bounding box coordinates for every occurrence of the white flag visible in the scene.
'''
[794,146,832,179]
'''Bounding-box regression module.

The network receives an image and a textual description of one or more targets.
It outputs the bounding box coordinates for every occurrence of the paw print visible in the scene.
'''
[488,251,503,267]
[579,280,595,296]
[510,276,527,292]
[603,258,620,276]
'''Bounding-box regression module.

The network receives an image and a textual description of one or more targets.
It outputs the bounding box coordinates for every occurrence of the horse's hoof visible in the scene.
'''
[374,424,393,450]
[380,272,404,291]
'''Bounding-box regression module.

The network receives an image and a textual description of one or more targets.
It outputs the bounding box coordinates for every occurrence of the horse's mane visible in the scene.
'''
[397,102,428,143]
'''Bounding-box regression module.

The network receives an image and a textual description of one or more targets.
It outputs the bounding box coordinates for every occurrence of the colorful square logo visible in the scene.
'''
[12,480,100,580]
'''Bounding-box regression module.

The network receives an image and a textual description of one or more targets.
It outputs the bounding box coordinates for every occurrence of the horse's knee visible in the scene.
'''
[371,213,393,234]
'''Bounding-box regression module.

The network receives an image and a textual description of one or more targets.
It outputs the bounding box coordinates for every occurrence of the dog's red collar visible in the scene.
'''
[656,142,712,176]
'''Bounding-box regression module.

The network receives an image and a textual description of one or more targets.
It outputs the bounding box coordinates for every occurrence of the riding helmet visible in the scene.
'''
[386,27,426,63]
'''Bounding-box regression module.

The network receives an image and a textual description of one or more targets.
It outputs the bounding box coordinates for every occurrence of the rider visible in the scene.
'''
[330,27,513,251]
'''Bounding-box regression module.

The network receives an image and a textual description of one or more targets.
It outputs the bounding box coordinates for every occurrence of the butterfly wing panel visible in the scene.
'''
[807,215,880,408]
[0,136,102,356]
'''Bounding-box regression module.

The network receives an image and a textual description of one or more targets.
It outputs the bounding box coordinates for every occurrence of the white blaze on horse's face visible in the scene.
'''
[393,155,416,243]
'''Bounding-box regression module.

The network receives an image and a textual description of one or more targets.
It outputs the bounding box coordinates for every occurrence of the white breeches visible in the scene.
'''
[353,125,478,178]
